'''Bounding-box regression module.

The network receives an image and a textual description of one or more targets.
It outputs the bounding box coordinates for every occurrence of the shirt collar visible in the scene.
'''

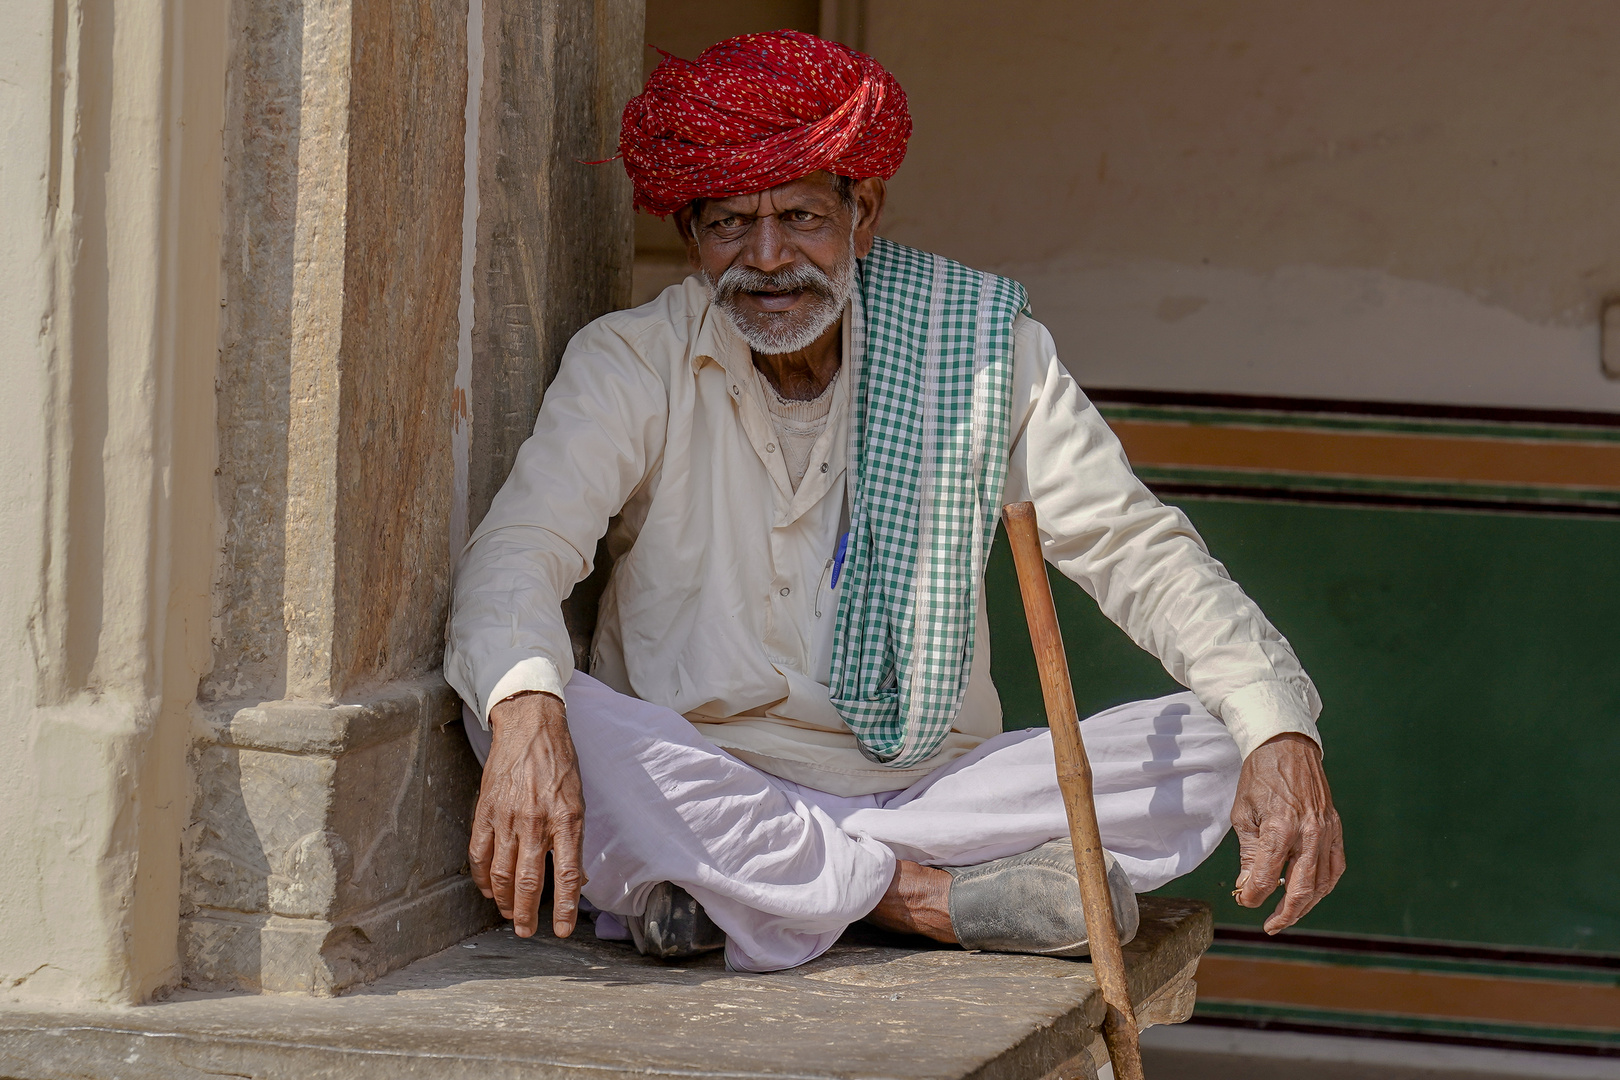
[690,293,751,381]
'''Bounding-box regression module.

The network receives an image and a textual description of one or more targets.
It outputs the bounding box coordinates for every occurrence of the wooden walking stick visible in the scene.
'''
[1003,501,1146,1080]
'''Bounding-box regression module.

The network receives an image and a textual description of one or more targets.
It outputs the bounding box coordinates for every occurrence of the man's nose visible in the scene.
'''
[739,215,795,275]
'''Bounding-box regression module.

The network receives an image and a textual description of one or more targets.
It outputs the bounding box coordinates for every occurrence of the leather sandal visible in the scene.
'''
[627,881,727,959]
[945,838,1139,957]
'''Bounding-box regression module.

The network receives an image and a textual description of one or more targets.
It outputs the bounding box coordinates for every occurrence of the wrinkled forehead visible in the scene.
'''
[691,172,851,219]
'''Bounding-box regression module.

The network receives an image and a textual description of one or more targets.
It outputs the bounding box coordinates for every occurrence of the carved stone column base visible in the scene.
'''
[181,677,497,995]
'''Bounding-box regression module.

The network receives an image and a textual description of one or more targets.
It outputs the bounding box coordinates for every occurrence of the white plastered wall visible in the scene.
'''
[866,0,1620,412]
[0,0,225,1003]
[638,0,1620,412]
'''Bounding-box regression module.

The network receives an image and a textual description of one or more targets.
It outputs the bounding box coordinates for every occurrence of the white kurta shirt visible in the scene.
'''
[445,275,1322,796]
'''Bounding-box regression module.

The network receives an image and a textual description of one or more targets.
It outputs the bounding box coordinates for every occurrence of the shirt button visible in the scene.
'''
[779,587,791,596]
[731,385,740,396]
[766,443,777,453]
[820,462,829,473]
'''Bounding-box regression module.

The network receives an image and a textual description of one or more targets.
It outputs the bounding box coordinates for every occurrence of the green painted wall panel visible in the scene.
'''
[985,499,1620,954]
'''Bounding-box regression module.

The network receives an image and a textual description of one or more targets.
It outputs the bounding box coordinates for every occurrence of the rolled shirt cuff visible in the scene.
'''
[474,652,567,730]
[1216,680,1323,759]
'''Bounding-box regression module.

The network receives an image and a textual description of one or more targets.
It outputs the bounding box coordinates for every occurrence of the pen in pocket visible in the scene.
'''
[830,531,850,589]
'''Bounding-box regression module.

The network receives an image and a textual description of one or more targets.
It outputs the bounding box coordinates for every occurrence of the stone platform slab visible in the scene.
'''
[0,897,1211,1080]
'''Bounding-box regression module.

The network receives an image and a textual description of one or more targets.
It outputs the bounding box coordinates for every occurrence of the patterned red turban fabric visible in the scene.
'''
[619,30,912,216]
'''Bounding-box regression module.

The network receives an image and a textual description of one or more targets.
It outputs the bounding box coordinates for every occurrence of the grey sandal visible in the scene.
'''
[627,881,727,959]
[945,838,1139,957]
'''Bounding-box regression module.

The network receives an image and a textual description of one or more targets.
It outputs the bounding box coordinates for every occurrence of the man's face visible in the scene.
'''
[677,172,885,354]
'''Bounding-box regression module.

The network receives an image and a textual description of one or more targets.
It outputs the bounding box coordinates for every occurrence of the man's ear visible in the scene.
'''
[673,205,702,269]
[851,177,886,259]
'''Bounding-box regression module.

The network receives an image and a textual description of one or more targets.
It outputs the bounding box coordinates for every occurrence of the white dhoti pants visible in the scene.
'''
[464,672,1242,973]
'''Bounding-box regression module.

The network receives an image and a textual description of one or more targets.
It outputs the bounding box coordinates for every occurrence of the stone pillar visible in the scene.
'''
[181,0,645,996]
[820,0,868,51]
[180,0,480,995]
[469,0,642,531]
[469,0,644,663]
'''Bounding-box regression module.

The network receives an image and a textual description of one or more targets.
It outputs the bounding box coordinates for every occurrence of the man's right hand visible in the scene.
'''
[469,691,586,938]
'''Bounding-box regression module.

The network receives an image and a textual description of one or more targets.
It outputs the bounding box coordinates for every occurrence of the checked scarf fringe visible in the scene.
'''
[829,238,1029,768]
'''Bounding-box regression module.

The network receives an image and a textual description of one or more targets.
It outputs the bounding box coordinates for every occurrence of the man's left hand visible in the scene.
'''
[1231,732,1346,933]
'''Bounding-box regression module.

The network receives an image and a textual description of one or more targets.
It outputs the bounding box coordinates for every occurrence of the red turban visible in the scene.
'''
[618,30,912,216]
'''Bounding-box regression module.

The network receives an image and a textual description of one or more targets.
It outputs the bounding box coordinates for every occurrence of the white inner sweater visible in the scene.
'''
[756,369,838,491]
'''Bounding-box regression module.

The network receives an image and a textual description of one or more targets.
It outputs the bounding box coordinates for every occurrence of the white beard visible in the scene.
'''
[705,232,857,355]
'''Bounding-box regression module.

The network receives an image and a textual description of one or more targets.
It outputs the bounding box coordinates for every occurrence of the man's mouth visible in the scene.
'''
[744,287,807,312]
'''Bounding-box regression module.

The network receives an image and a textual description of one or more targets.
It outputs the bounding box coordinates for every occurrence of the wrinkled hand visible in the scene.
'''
[469,691,586,938]
[1231,732,1345,933]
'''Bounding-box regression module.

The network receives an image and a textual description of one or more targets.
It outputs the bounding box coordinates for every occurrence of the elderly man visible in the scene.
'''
[446,30,1344,973]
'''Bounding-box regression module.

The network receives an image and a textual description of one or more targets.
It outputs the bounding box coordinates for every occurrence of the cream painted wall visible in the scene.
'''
[867,0,1620,411]
[0,0,225,1004]
[634,0,1620,412]
[0,0,62,1000]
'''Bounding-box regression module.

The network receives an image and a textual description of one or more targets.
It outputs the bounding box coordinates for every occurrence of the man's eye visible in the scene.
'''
[786,210,816,223]
[712,216,741,229]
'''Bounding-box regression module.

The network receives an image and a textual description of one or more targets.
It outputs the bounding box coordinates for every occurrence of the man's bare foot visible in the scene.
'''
[862,859,958,943]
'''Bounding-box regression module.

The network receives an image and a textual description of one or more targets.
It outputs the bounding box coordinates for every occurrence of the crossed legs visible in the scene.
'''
[464,672,1241,972]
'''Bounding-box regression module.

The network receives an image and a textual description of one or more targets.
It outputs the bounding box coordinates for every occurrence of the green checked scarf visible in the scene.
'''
[829,238,1030,768]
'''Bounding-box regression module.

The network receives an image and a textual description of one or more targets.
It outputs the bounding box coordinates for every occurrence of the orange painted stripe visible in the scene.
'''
[1110,421,1620,491]
[1196,955,1620,1031]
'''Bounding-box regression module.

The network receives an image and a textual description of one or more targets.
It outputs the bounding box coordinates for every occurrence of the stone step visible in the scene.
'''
[0,896,1210,1080]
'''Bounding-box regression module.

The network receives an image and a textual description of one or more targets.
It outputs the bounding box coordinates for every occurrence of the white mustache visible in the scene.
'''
[711,262,838,307]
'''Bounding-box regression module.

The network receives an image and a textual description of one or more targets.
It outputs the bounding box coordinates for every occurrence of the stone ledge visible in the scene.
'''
[180,874,496,995]
[0,897,1211,1080]
[198,676,459,756]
